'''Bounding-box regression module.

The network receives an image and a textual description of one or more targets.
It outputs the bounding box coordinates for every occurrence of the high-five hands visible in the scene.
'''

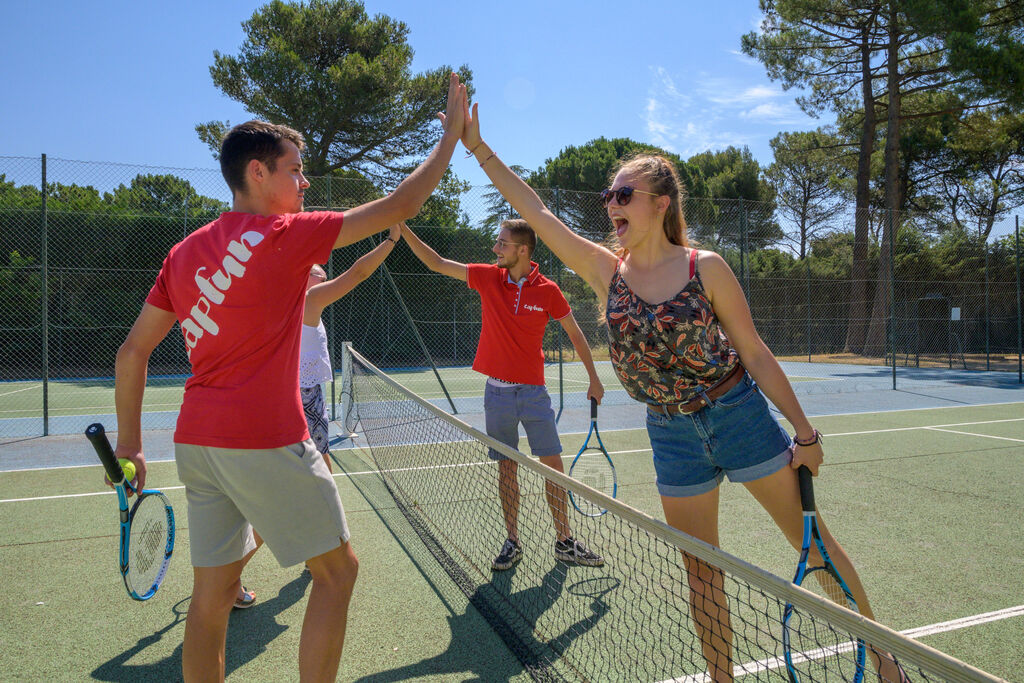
[461,98,482,152]
[438,73,467,139]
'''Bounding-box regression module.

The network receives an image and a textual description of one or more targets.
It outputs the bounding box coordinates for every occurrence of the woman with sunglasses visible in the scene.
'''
[460,101,906,682]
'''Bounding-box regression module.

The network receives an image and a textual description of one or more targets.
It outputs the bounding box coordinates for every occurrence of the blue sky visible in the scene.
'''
[6,0,1015,238]
[0,0,819,189]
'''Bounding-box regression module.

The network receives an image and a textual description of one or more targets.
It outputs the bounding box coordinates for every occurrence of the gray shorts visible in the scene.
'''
[484,382,562,460]
[175,439,351,568]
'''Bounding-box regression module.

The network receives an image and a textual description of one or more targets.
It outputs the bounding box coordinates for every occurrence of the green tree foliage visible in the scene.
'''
[524,137,701,238]
[686,146,781,251]
[767,129,848,258]
[105,174,229,218]
[196,0,472,183]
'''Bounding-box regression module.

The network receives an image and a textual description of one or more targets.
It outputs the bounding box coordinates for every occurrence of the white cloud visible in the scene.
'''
[644,67,754,156]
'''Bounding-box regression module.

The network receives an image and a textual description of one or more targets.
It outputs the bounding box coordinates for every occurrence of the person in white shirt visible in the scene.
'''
[301,223,401,469]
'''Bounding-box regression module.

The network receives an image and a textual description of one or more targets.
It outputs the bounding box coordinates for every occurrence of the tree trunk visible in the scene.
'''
[864,5,901,357]
[845,17,880,354]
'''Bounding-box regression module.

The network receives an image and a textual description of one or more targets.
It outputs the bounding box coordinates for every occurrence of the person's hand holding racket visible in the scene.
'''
[87,423,175,601]
[790,428,823,475]
[102,444,146,497]
[586,377,604,406]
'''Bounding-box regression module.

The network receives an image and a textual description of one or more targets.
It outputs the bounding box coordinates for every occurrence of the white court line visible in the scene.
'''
[925,426,1024,444]
[5,415,1021,476]
[661,604,1024,683]
[0,383,42,398]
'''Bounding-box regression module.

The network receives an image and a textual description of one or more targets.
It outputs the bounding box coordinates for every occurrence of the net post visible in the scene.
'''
[41,153,49,436]
[339,341,356,437]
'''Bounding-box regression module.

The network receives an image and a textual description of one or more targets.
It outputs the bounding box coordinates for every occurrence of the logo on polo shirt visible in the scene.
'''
[522,303,544,313]
[181,230,265,357]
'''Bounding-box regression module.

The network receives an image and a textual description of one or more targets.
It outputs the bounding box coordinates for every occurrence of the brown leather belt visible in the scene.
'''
[647,364,746,416]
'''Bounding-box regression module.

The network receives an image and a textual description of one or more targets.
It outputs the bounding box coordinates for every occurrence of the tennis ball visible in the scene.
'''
[106,458,136,483]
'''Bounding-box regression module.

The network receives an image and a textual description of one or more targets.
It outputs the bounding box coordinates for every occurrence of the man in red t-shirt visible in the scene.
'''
[111,75,466,682]
[401,219,606,572]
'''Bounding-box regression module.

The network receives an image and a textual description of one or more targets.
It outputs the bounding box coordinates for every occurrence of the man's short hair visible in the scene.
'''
[219,120,305,196]
[500,218,537,256]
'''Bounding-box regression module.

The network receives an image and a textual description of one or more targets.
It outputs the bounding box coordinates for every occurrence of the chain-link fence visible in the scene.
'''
[1,154,1021,436]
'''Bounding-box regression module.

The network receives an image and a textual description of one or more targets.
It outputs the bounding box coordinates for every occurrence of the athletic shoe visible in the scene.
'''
[491,538,522,571]
[555,537,604,567]
[233,586,256,609]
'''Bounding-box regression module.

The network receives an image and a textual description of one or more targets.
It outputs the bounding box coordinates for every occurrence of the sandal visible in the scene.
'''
[233,585,256,609]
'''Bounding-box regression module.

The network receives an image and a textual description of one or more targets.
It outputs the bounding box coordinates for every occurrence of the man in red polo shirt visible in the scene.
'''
[401,219,605,571]
[110,74,466,682]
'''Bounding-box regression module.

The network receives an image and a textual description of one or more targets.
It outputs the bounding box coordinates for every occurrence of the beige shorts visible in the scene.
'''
[175,439,350,568]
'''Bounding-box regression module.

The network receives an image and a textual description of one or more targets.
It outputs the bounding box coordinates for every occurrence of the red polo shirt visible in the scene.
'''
[466,262,571,385]
[146,211,343,448]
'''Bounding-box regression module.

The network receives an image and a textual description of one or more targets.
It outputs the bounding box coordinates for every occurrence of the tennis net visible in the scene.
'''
[344,345,1002,682]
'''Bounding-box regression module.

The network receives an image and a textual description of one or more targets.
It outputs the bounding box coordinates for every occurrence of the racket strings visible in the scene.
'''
[128,495,171,594]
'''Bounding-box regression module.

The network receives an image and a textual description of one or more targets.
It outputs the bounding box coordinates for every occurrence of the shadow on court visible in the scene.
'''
[335,450,609,682]
[90,572,311,682]
[354,565,608,683]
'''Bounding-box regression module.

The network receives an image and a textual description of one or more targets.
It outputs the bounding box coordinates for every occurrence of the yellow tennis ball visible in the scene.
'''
[107,458,136,483]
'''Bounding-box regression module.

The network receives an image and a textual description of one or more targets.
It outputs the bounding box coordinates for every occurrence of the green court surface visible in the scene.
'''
[1,402,1021,680]
[0,363,823,425]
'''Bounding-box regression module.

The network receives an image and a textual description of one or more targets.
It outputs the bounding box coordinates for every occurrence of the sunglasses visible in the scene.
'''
[599,185,659,207]
[495,238,525,249]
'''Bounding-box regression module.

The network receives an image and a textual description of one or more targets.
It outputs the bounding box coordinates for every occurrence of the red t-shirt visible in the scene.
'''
[466,262,571,385]
[146,211,343,448]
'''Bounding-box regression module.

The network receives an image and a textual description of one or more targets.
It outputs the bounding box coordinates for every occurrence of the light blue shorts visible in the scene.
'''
[484,382,562,460]
[645,374,793,497]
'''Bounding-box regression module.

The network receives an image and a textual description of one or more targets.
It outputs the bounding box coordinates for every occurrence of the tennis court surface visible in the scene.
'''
[0,346,1021,681]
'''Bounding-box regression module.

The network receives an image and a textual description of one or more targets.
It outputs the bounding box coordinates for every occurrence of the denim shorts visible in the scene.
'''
[645,373,793,497]
[484,382,562,460]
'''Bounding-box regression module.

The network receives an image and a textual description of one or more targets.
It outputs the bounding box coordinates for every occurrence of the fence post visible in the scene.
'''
[889,209,896,389]
[739,198,750,298]
[806,257,812,363]
[1016,216,1021,384]
[326,175,336,421]
[554,188,564,418]
[984,239,990,371]
[41,154,49,436]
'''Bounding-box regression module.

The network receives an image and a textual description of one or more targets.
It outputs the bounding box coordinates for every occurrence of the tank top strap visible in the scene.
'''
[688,248,697,280]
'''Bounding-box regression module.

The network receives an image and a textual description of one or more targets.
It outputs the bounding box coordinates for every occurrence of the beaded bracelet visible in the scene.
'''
[479,152,496,167]
[464,140,485,157]
[793,429,822,447]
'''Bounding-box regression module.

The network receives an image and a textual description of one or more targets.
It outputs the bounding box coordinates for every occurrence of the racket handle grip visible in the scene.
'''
[796,465,815,512]
[590,397,598,420]
[86,423,123,484]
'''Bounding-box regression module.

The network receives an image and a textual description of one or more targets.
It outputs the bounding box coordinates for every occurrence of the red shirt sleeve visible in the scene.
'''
[466,263,491,292]
[549,283,571,321]
[145,256,174,312]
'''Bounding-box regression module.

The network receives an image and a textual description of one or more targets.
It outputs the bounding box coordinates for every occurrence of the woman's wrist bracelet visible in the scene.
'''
[465,140,485,157]
[479,151,496,167]
[385,237,397,244]
[793,429,822,447]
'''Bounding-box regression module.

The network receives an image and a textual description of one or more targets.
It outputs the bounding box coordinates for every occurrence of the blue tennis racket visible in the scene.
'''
[782,465,866,682]
[86,423,175,601]
[568,398,617,517]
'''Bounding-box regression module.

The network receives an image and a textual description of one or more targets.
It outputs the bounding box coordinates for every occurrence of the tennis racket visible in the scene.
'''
[568,398,617,517]
[86,423,175,601]
[782,465,866,682]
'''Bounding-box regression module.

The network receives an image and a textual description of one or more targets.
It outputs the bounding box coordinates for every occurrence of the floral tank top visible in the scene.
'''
[606,249,739,404]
